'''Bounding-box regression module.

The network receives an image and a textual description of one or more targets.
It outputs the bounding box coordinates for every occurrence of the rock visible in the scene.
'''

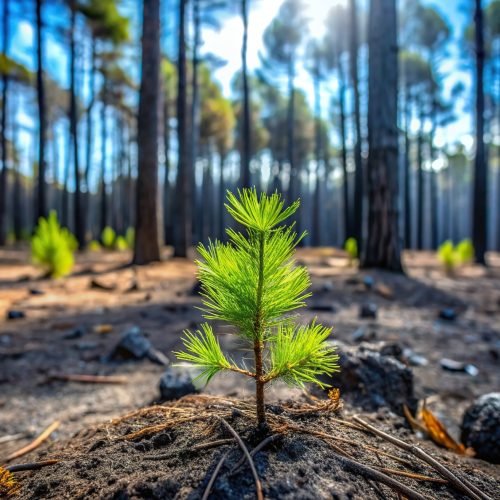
[440,358,479,376]
[63,326,87,340]
[359,303,377,319]
[7,310,25,320]
[190,280,202,296]
[0,335,12,346]
[29,288,45,296]
[363,276,375,289]
[323,342,415,415]
[461,393,500,463]
[308,302,336,312]
[321,281,334,293]
[351,327,376,343]
[159,366,199,401]
[90,279,116,291]
[402,348,428,367]
[109,327,169,366]
[110,327,152,360]
[439,308,457,321]
[75,341,99,351]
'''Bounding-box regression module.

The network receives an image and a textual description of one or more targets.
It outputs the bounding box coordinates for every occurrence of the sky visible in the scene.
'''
[5,0,493,182]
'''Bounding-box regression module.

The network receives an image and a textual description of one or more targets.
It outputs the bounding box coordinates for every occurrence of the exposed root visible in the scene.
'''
[5,460,59,473]
[201,451,230,500]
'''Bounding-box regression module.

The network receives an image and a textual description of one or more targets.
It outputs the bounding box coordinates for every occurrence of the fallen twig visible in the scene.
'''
[50,374,127,384]
[218,417,263,500]
[374,466,447,484]
[0,434,25,445]
[5,421,60,462]
[331,451,427,500]
[5,460,59,473]
[201,451,230,500]
[353,416,490,500]
[231,434,281,474]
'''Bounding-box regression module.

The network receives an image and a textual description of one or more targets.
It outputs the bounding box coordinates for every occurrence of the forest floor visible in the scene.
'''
[0,247,499,499]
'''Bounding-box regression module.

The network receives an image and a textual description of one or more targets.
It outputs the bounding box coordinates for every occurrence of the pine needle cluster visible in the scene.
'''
[175,189,339,424]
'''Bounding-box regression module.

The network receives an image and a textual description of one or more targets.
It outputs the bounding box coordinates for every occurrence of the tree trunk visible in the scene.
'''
[240,0,251,189]
[472,0,487,264]
[36,0,47,224]
[100,79,108,234]
[174,0,191,257]
[312,71,321,246]
[163,97,174,245]
[416,104,424,250]
[286,62,296,201]
[12,90,22,241]
[84,36,96,241]
[350,0,363,245]
[69,1,83,246]
[339,69,350,242]
[361,0,402,272]
[133,0,162,264]
[403,90,411,248]
[0,0,9,245]
[191,0,201,243]
[219,152,225,239]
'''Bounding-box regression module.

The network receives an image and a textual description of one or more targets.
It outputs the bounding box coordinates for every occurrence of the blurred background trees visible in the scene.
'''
[0,0,498,268]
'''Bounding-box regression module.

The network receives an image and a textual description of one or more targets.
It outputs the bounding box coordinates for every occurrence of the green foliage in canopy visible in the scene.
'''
[175,189,339,412]
[79,0,130,45]
[31,211,76,278]
[0,55,32,84]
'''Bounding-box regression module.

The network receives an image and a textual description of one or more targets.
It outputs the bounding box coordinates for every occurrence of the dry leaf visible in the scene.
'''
[93,324,113,334]
[403,404,427,434]
[420,406,466,454]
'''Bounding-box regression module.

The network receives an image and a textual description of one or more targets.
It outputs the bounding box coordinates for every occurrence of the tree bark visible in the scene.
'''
[36,0,47,224]
[0,0,9,245]
[472,0,487,264]
[403,89,411,248]
[174,0,191,257]
[361,0,402,272]
[240,0,251,189]
[312,71,321,246]
[133,0,162,264]
[100,78,108,234]
[350,0,363,245]
[69,1,84,247]
[339,69,350,242]
[416,104,424,249]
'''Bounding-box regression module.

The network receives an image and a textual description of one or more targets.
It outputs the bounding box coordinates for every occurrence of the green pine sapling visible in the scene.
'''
[175,189,339,425]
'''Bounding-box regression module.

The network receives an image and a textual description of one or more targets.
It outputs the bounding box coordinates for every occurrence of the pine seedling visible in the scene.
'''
[101,226,116,249]
[175,189,339,424]
[438,240,458,274]
[456,239,474,265]
[344,237,358,266]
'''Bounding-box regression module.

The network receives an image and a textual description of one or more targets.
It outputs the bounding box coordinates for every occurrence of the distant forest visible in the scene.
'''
[0,0,498,269]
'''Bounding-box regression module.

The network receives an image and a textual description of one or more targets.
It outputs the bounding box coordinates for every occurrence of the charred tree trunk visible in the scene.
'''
[100,79,108,234]
[361,0,402,272]
[240,0,251,189]
[286,62,296,202]
[312,71,321,246]
[35,0,47,224]
[133,0,162,264]
[472,0,487,264]
[339,71,350,242]
[174,0,191,257]
[350,0,363,245]
[0,0,9,245]
[416,104,424,250]
[69,1,84,247]
[163,97,174,246]
[403,90,411,248]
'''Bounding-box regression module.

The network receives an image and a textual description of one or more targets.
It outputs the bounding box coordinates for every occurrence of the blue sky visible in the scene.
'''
[6,0,492,182]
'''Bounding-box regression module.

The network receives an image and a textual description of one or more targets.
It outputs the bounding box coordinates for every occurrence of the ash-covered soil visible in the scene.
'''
[1,247,499,498]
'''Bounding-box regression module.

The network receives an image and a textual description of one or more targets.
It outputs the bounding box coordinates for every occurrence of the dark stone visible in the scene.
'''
[323,342,415,415]
[308,302,336,312]
[440,358,479,376]
[379,342,403,359]
[439,308,457,321]
[363,276,374,289]
[461,393,500,463]
[29,288,45,296]
[64,326,87,340]
[351,327,376,343]
[110,327,152,360]
[190,280,202,296]
[7,310,25,320]
[359,303,377,319]
[159,366,199,401]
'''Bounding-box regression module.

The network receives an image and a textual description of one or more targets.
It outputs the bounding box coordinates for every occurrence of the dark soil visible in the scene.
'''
[13,396,500,500]
[1,247,500,498]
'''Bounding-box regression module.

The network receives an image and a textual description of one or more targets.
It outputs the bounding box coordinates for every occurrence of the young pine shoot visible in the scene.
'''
[175,189,339,425]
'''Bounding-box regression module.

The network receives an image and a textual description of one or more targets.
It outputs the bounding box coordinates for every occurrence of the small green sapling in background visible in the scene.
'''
[456,239,474,265]
[31,211,77,278]
[175,189,339,425]
[101,226,116,249]
[438,240,457,274]
[344,237,358,266]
